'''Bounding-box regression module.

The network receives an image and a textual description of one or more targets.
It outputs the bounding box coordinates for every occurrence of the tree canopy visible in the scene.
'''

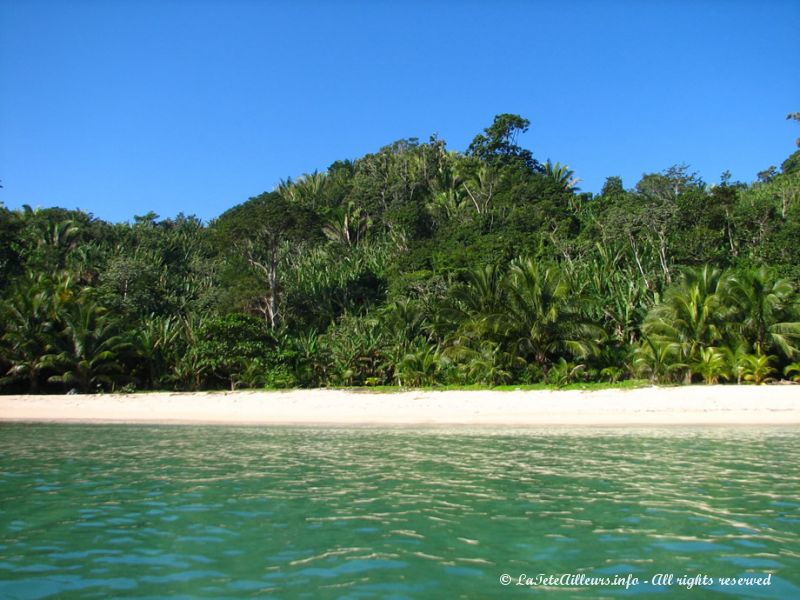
[2,113,800,392]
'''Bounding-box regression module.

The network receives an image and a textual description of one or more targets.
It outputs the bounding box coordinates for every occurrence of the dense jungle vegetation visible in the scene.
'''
[2,114,800,393]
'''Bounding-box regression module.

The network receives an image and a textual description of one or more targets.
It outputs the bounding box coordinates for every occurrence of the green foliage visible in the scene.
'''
[638,264,800,383]
[3,114,800,392]
[395,342,441,387]
[467,113,537,172]
[442,340,521,386]
[722,266,800,359]
[547,358,587,387]
[0,272,74,392]
[128,314,183,390]
[740,346,777,385]
[782,151,800,176]
[632,336,685,384]
[643,265,726,381]
[784,362,800,382]
[193,314,275,390]
[43,297,129,393]
[692,347,728,384]
[0,205,22,288]
[317,314,392,386]
[497,258,602,373]
[543,161,580,191]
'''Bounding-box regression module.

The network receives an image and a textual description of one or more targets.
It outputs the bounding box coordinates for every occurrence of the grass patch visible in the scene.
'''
[338,380,652,393]
[107,380,657,394]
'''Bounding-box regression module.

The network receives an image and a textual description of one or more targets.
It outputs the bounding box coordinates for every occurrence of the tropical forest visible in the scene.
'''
[2,113,800,393]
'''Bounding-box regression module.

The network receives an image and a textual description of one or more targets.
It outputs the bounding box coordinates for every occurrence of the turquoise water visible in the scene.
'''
[0,425,798,599]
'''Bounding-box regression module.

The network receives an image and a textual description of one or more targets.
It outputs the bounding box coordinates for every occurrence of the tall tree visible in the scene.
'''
[467,114,538,172]
[213,193,322,328]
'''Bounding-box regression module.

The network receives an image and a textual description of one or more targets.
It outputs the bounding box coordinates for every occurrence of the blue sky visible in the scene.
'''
[1,0,798,223]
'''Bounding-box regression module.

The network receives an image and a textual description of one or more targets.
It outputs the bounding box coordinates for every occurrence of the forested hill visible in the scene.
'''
[2,114,800,393]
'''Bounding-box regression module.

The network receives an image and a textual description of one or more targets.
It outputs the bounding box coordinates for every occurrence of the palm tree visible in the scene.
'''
[295,171,329,206]
[496,258,601,375]
[395,343,441,387]
[720,344,751,385]
[692,347,728,384]
[435,264,505,353]
[544,160,581,191]
[548,357,587,386]
[441,340,522,385]
[632,335,685,383]
[322,202,371,247]
[427,160,471,224]
[276,177,299,204]
[20,213,82,274]
[426,186,468,224]
[642,266,725,382]
[720,267,800,359]
[449,264,504,319]
[40,219,80,251]
[43,298,129,393]
[379,297,430,349]
[277,171,329,208]
[130,314,180,389]
[0,272,73,393]
[784,362,800,382]
[740,346,777,385]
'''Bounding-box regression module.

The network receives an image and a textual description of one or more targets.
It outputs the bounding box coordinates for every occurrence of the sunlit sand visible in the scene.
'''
[2,386,799,426]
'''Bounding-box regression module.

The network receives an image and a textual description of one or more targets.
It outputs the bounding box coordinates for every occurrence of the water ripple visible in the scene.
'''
[0,424,798,598]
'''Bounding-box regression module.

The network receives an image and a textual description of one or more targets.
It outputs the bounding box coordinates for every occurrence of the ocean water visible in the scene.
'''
[0,424,798,599]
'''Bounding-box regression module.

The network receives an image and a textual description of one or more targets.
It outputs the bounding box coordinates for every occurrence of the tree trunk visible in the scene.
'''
[657,228,671,284]
[628,233,650,290]
[268,251,279,329]
[724,208,737,257]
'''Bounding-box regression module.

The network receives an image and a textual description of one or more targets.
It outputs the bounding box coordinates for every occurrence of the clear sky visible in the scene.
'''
[1,0,798,223]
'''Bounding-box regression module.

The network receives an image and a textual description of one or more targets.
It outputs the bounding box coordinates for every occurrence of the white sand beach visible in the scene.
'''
[1,386,799,426]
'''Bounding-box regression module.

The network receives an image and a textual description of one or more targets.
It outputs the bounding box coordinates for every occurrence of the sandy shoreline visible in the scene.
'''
[1,386,799,426]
